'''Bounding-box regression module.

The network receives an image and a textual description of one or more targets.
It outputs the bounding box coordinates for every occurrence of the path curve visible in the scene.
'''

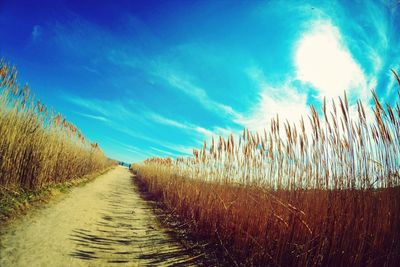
[0,166,195,266]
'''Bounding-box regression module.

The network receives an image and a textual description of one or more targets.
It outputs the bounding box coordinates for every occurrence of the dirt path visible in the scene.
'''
[0,166,196,266]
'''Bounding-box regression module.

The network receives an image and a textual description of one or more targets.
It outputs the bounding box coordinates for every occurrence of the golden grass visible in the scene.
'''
[134,71,400,265]
[0,59,114,191]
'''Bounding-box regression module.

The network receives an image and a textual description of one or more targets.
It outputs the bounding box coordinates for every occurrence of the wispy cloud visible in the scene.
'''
[73,111,109,122]
[63,94,150,124]
[145,111,213,137]
[30,1,398,163]
[110,121,194,156]
[64,92,204,157]
[159,143,193,156]
[63,95,109,116]
[153,67,241,119]
[236,5,397,135]
[238,67,309,132]
[149,146,178,157]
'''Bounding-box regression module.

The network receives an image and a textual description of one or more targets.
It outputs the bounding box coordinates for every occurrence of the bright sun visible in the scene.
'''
[295,22,366,100]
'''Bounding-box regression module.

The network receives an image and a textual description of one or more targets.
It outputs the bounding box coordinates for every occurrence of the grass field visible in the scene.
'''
[0,60,114,218]
[134,71,400,266]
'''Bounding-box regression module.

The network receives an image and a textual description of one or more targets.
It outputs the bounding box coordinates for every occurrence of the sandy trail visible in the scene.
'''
[0,166,195,266]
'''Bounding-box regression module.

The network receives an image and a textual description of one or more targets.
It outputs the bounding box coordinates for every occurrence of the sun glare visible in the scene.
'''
[295,22,366,99]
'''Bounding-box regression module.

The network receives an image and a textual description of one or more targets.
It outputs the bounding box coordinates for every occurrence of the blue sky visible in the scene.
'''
[0,0,399,162]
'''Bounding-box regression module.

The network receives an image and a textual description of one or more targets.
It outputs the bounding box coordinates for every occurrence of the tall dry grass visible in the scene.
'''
[134,71,400,266]
[0,59,113,191]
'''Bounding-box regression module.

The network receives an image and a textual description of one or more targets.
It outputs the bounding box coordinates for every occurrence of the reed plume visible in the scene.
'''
[0,59,113,191]
[134,69,400,266]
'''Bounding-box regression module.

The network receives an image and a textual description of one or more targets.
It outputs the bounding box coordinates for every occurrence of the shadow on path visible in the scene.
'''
[69,174,200,266]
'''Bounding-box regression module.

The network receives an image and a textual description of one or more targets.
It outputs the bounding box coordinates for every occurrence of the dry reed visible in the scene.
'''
[134,70,400,266]
[0,59,113,191]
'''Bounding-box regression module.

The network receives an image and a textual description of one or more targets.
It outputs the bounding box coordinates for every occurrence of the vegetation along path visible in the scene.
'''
[0,166,194,266]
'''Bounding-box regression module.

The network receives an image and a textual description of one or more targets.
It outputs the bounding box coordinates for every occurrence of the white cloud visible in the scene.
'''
[63,95,109,116]
[160,144,193,155]
[153,68,241,119]
[237,80,309,133]
[149,147,178,157]
[295,21,368,101]
[62,95,193,159]
[63,94,151,125]
[235,66,309,133]
[148,112,213,137]
[212,126,235,138]
[146,110,242,147]
[146,112,191,130]
[73,111,109,122]
[63,92,212,153]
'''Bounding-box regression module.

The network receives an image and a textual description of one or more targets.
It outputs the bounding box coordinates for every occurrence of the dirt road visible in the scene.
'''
[0,166,195,266]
